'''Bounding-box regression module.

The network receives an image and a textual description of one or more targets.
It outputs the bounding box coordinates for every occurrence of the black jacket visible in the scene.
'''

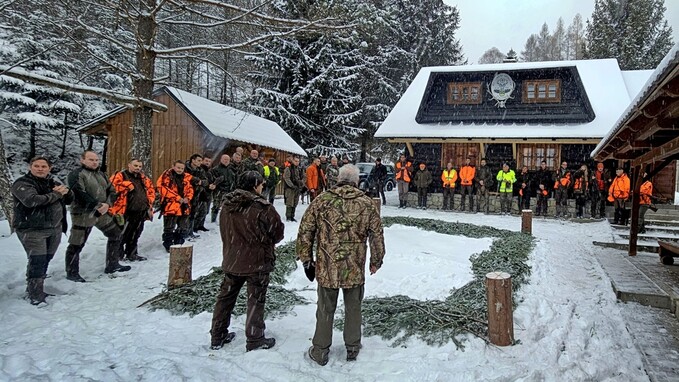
[516,171,532,196]
[12,173,73,232]
[370,164,388,183]
[210,163,236,193]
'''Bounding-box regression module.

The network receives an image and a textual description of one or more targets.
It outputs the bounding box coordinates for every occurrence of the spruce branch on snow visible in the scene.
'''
[335,217,534,349]
[142,241,308,318]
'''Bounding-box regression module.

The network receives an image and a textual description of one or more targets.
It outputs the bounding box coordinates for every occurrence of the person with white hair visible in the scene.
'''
[297,164,386,365]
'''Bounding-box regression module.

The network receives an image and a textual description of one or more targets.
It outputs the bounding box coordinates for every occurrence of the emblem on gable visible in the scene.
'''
[489,73,515,108]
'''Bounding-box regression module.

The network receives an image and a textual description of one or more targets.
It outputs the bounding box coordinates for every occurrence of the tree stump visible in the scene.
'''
[168,244,193,289]
[521,209,532,235]
[372,197,381,215]
[486,271,514,346]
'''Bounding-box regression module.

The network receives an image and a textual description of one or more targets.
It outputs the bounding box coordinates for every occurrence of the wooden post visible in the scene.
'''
[629,165,642,257]
[168,244,193,289]
[486,271,514,346]
[371,197,381,215]
[521,209,532,235]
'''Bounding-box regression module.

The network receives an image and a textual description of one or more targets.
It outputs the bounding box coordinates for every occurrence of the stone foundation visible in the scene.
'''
[404,192,593,216]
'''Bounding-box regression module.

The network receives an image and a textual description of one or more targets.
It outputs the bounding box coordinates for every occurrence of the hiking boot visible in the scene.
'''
[195,226,210,232]
[67,273,87,283]
[105,263,132,274]
[210,332,235,350]
[308,346,329,366]
[246,337,276,352]
[346,348,360,362]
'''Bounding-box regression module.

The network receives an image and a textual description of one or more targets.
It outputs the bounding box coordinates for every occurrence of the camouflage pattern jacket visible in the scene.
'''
[296,183,385,289]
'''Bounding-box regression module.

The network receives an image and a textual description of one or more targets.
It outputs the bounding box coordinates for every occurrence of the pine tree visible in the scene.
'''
[535,23,552,61]
[550,18,566,61]
[585,0,674,69]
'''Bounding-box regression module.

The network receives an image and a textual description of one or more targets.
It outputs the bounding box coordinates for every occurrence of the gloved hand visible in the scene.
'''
[303,260,316,282]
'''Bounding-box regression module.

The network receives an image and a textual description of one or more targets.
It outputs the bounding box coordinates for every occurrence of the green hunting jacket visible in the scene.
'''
[296,183,385,289]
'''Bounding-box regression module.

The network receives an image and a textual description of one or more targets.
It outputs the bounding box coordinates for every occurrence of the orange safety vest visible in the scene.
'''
[396,161,412,183]
[554,172,571,189]
[109,171,155,216]
[441,169,458,188]
[157,170,194,216]
[459,165,476,186]
[640,180,653,205]
[608,174,630,201]
[573,177,583,191]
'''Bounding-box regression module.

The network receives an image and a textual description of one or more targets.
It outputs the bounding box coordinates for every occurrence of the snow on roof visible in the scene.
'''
[164,87,306,156]
[592,43,679,158]
[621,70,655,99]
[376,59,650,140]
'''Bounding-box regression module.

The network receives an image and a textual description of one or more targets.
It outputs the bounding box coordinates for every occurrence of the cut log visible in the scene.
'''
[521,209,532,235]
[486,271,514,346]
[168,244,193,289]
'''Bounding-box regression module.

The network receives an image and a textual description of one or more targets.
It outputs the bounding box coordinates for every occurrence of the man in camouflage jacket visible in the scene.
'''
[296,164,385,365]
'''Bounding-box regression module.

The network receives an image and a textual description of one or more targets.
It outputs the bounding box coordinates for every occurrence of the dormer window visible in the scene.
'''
[523,79,561,103]
[447,82,482,105]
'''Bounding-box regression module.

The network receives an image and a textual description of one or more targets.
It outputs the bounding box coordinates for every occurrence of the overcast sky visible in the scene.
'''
[445,0,679,64]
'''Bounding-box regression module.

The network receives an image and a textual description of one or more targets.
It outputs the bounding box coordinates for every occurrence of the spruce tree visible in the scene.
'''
[585,0,674,70]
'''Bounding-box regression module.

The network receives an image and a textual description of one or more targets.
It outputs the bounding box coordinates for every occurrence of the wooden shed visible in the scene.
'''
[77,86,307,181]
[592,43,679,256]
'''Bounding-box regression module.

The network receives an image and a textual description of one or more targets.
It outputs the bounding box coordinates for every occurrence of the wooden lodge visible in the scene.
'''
[375,59,678,198]
[77,86,307,181]
[593,44,679,256]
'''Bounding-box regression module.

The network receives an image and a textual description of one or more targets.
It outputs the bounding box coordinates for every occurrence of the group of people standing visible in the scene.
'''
[11,147,283,305]
[392,155,655,221]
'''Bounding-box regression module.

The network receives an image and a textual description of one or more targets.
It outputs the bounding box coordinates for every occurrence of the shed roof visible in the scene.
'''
[77,86,307,156]
[375,59,651,140]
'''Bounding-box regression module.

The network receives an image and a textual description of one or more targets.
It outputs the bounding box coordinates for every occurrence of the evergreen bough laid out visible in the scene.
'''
[143,241,308,318]
[338,216,535,349]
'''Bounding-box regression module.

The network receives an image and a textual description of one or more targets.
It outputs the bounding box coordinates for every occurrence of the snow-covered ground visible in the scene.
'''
[0,190,649,381]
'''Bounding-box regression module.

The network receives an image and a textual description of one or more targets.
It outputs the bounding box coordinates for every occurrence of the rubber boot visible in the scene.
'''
[162,232,174,252]
[26,278,47,305]
[104,239,131,274]
[211,210,219,223]
[65,245,86,282]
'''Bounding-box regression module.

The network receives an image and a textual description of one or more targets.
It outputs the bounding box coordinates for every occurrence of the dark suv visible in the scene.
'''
[356,162,396,193]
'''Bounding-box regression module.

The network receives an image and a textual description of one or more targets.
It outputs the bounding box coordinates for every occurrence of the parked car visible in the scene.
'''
[356,162,396,193]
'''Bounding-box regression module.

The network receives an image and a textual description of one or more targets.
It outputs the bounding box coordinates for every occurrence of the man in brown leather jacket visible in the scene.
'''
[210,171,285,352]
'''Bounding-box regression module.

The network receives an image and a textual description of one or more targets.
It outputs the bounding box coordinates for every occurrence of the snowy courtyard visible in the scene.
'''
[0,191,651,381]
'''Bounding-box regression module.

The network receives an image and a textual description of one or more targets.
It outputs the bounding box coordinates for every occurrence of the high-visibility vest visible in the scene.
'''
[441,169,457,188]
[459,166,476,186]
[396,161,412,182]
[263,166,280,178]
[608,174,630,200]
[640,180,653,205]
[554,172,571,189]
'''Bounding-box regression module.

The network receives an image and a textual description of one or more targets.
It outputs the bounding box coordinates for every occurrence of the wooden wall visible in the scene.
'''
[104,94,207,181]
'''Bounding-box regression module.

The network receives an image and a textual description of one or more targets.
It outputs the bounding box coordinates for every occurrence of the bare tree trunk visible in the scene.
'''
[0,127,15,230]
[60,112,68,159]
[130,6,157,176]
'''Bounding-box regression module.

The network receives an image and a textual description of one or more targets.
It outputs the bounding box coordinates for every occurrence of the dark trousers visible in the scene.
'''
[460,185,473,210]
[375,181,386,204]
[263,187,276,204]
[121,210,147,259]
[442,186,454,210]
[639,204,649,230]
[17,228,61,279]
[476,187,489,213]
[590,189,606,218]
[575,194,586,217]
[211,272,270,344]
[189,200,208,232]
[312,285,364,356]
[614,199,627,224]
[66,212,123,275]
[555,187,569,216]
[499,192,512,213]
[417,188,428,208]
[518,193,530,211]
[162,215,190,250]
[536,192,549,215]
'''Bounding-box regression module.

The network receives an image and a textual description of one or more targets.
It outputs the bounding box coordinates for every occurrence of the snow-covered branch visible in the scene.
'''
[0,66,167,111]
[160,0,269,28]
